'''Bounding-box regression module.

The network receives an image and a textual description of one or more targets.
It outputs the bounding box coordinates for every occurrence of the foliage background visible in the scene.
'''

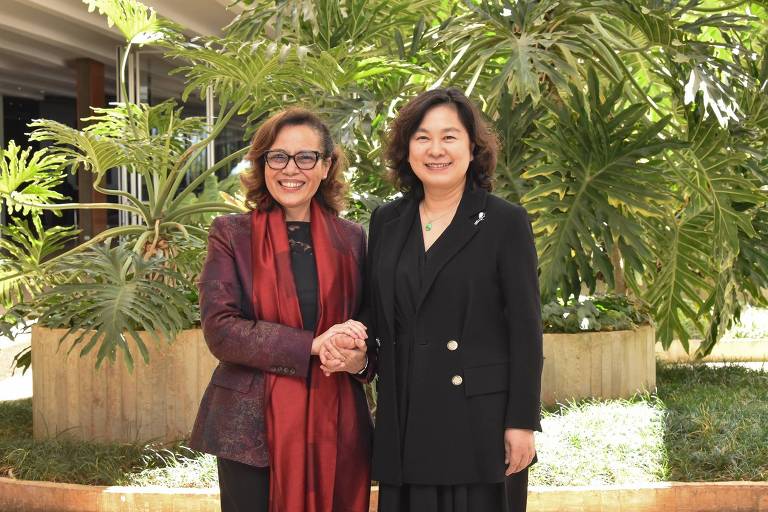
[217,0,768,357]
[1,0,767,365]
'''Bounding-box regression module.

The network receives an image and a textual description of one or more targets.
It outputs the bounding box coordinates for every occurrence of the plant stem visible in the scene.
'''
[37,225,147,270]
[90,156,151,220]
[153,99,245,217]
[165,203,244,222]
[168,146,249,212]
[13,200,143,215]
[689,0,749,12]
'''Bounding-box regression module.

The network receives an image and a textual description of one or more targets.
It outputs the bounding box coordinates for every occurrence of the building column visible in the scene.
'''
[69,58,107,240]
[0,93,5,148]
[0,93,5,229]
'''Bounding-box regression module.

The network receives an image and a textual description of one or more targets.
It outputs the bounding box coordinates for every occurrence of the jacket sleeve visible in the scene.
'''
[498,206,543,431]
[197,216,313,377]
[352,207,380,384]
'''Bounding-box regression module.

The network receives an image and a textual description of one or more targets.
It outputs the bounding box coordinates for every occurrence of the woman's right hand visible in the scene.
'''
[311,320,367,361]
[319,334,367,375]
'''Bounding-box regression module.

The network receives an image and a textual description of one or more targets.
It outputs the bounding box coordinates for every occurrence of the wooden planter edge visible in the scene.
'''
[3,477,768,512]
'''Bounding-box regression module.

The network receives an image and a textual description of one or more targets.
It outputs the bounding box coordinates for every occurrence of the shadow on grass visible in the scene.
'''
[0,397,215,487]
[656,363,768,482]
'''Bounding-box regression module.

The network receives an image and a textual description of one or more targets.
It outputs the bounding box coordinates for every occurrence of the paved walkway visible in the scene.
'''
[0,333,32,401]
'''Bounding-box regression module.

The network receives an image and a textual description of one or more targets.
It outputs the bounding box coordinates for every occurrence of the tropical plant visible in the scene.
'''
[0,1,250,368]
[224,0,450,216]
[1,0,767,368]
[32,244,195,370]
[428,0,768,356]
[542,294,652,333]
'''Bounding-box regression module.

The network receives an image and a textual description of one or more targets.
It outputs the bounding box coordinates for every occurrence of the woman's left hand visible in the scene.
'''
[504,428,535,475]
[319,334,367,376]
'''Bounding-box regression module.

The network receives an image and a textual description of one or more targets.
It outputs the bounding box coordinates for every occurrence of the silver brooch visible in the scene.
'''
[474,211,486,226]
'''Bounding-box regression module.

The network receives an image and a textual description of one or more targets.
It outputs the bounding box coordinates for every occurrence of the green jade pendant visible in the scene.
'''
[425,223,433,231]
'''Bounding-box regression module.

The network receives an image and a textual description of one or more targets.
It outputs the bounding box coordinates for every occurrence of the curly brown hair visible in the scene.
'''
[241,108,347,215]
[385,88,498,197]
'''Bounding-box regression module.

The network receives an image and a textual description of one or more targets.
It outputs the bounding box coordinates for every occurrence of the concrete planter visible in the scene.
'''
[656,338,768,363]
[541,326,656,406]
[31,326,217,442]
[32,324,659,440]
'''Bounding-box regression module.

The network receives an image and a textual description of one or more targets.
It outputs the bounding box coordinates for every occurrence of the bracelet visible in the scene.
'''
[354,355,369,376]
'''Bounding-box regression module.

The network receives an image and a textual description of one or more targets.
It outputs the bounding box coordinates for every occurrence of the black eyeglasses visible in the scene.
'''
[263,150,325,170]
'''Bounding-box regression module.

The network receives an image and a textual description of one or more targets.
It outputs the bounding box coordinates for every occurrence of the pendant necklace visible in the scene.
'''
[421,203,456,231]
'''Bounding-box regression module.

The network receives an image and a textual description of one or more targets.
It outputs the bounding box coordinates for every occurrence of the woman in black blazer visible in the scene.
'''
[363,88,542,512]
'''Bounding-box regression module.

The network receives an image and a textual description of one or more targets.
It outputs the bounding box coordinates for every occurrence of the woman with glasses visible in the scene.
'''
[190,108,373,512]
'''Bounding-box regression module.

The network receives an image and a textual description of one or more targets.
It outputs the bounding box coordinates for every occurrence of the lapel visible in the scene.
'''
[377,196,419,339]
[415,186,488,313]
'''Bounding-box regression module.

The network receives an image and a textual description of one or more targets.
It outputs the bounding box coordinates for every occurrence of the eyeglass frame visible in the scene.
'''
[262,150,327,171]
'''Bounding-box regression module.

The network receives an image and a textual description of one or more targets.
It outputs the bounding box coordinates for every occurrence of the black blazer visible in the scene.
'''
[363,186,543,485]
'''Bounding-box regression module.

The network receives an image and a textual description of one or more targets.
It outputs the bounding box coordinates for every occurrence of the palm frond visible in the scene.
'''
[28,120,129,180]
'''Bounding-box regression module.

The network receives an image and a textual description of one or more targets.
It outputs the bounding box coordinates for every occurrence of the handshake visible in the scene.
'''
[310,319,369,377]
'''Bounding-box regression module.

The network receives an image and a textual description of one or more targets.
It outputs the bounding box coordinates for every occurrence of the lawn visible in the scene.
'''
[1,363,767,487]
[530,363,768,485]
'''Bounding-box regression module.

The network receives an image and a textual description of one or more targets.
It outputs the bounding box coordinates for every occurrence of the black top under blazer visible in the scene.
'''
[363,186,543,486]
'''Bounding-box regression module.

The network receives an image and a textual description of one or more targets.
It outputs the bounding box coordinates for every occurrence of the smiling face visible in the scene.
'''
[407,104,474,194]
[263,124,329,221]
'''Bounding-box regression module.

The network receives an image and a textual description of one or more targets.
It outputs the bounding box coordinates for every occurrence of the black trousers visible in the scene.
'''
[217,457,270,512]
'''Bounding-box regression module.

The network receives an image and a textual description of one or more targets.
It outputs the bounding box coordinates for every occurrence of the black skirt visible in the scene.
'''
[378,469,529,512]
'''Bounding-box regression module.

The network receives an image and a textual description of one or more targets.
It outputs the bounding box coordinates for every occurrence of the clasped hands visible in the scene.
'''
[311,320,368,376]
[311,321,534,474]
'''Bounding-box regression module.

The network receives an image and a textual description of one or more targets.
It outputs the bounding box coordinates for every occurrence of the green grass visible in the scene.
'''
[530,397,667,486]
[2,364,767,487]
[530,364,768,486]
[657,364,768,481]
[0,398,217,487]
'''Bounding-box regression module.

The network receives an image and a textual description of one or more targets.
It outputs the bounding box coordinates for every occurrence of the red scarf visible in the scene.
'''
[251,199,370,512]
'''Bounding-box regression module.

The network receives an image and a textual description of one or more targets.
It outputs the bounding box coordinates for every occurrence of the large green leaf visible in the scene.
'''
[0,216,79,307]
[28,120,129,181]
[644,210,714,350]
[165,39,340,117]
[434,0,625,105]
[83,0,181,45]
[0,141,67,215]
[522,69,675,300]
[37,244,196,371]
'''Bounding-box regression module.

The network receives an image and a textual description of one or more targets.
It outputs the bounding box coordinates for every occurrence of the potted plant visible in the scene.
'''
[540,294,655,405]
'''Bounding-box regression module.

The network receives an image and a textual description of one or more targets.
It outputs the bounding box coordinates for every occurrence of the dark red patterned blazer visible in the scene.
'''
[189,212,368,466]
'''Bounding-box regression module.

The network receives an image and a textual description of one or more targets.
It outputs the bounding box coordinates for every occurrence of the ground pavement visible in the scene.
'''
[0,333,32,401]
